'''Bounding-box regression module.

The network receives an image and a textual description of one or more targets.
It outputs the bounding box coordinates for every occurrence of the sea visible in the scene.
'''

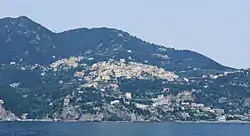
[0,122,249,136]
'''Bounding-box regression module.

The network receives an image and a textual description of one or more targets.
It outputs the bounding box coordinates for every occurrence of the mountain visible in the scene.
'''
[0,16,231,71]
[0,16,55,64]
[0,16,249,122]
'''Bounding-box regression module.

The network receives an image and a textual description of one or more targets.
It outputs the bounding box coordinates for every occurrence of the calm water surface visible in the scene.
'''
[0,122,249,136]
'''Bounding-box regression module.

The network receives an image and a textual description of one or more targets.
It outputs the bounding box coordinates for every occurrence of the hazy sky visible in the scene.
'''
[1,0,249,68]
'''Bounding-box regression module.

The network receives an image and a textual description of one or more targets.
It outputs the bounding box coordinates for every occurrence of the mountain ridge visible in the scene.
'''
[0,16,234,71]
[1,16,249,122]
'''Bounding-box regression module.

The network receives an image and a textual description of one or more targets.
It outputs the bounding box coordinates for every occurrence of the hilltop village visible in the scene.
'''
[1,55,249,122]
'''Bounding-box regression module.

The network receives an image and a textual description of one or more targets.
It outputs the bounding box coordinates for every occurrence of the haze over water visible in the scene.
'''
[0,122,249,136]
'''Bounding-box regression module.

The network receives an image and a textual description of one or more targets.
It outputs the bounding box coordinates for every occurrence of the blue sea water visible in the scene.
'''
[0,122,249,136]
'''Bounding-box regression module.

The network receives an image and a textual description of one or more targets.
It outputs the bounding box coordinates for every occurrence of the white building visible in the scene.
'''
[127,50,132,53]
[41,72,46,76]
[120,59,126,63]
[152,98,170,107]
[125,92,132,99]
[135,103,148,110]
[0,100,4,105]
[10,62,16,65]
[217,116,226,122]
[213,109,225,115]
[63,98,70,106]
[9,82,20,88]
[196,104,205,108]
[111,100,120,105]
[184,77,189,82]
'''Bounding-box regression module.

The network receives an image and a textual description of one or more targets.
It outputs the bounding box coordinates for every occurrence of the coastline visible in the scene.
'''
[174,120,250,124]
[1,119,250,124]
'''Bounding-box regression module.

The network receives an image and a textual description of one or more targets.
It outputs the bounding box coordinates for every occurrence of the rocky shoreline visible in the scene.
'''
[1,105,250,124]
[1,119,250,124]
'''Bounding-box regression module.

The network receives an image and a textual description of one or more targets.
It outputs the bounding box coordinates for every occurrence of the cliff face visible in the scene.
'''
[0,105,19,121]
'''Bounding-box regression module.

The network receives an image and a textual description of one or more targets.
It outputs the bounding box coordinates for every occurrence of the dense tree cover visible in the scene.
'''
[0,16,249,120]
[0,16,231,72]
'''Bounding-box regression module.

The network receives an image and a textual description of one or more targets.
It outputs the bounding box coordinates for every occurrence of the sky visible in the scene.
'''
[0,0,249,68]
